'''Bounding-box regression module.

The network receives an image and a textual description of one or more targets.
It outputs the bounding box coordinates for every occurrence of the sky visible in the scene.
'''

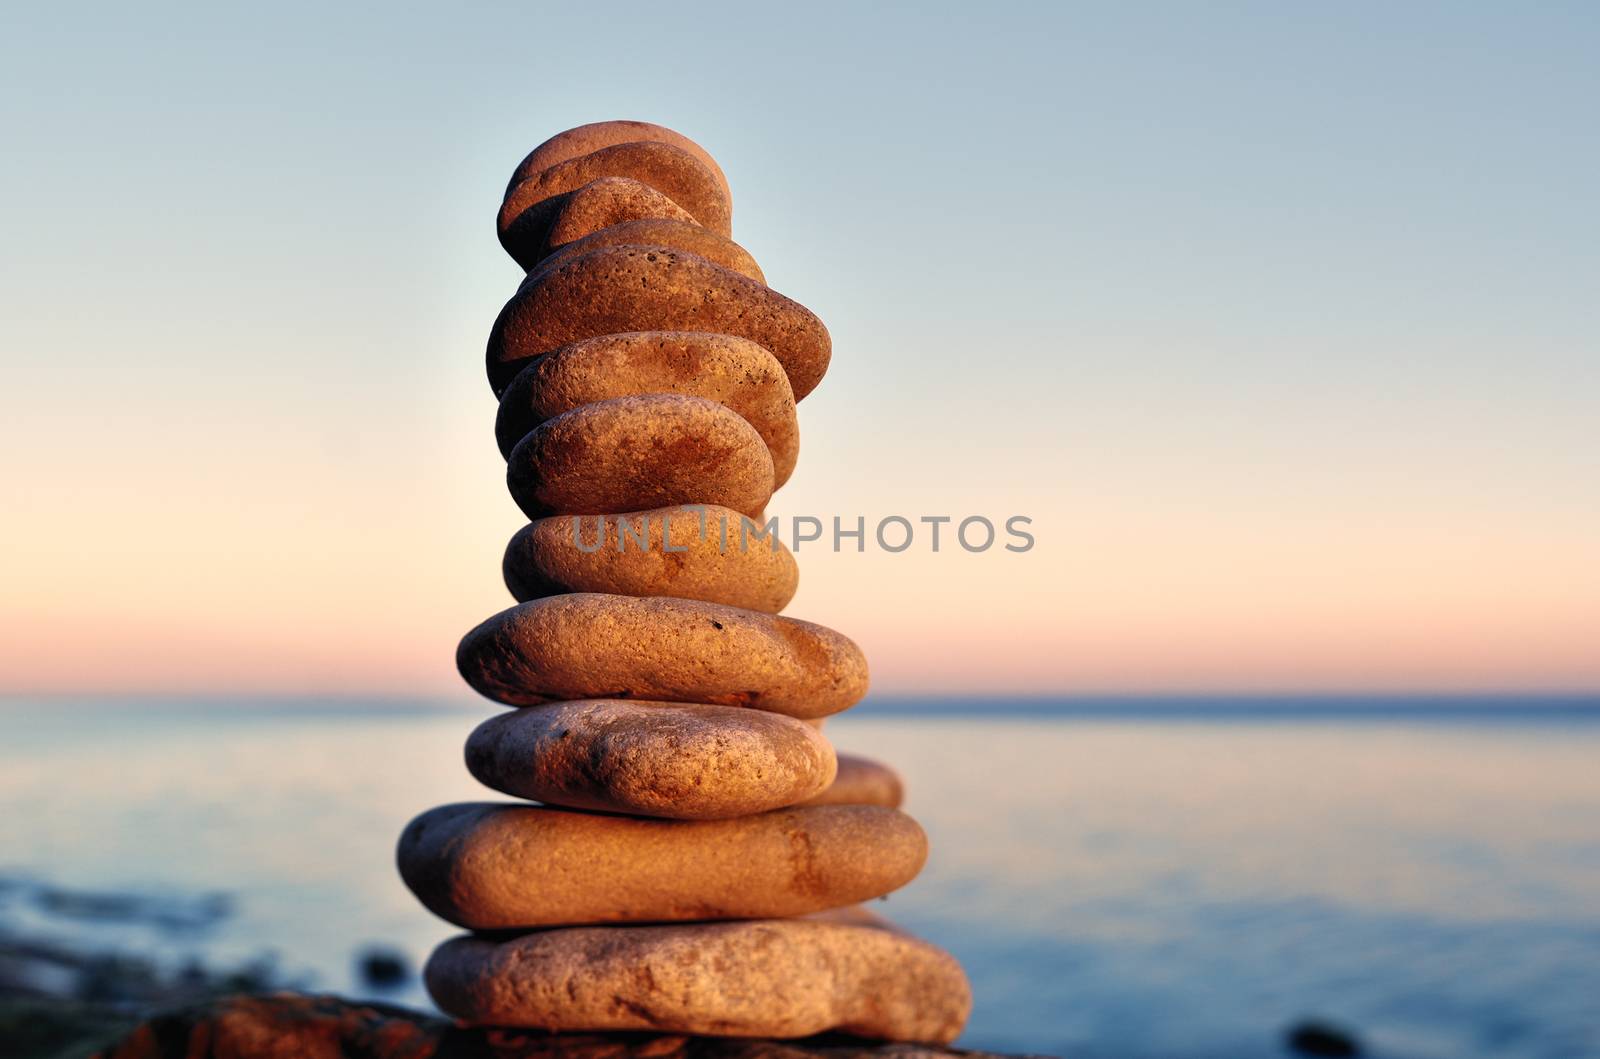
[1,2,1596,697]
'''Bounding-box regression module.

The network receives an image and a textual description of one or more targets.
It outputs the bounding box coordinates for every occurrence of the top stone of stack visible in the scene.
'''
[504,120,732,201]
[498,121,732,269]
[487,121,831,401]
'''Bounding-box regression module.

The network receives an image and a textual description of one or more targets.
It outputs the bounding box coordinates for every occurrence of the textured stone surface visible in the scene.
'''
[800,754,905,809]
[505,120,731,204]
[397,803,924,929]
[486,247,830,400]
[495,331,799,486]
[527,219,766,283]
[465,700,835,818]
[457,594,869,717]
[499,140,730,239]
[506,394,773,520]
[503,177,696,270]
[504,504,799,613]
[94,993,1036,1058]
[425,920,971,1043]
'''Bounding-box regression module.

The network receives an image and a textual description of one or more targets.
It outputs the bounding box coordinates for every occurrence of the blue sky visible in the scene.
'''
[2,2,1596,693]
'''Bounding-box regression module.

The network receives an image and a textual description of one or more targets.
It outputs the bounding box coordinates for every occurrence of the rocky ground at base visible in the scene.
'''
[0,879,1044,1059]
[81,993,1044,1059]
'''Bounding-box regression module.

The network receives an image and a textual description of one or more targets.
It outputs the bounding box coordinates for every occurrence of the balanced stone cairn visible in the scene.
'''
[398,121,971,1044]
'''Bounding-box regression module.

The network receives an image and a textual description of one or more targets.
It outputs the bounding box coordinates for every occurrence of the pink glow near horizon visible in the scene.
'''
[3,7,1597,697]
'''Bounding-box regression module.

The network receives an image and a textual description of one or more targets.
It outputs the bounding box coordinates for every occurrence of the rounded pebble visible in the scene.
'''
[506,394,773,520]
[456,593,869,717]
[465,700,835,818]
[499,140,729,239]
[506,121,730,203]
[502,177,694,270]
[503,504,799,613]
[495,331,798,487]
[485,246,830,399]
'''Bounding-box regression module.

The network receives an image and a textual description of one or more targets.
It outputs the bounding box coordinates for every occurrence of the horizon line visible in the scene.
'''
[4,689,1600,708]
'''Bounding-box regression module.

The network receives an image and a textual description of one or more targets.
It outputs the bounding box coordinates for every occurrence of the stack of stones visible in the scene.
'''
[398,121,970,1044]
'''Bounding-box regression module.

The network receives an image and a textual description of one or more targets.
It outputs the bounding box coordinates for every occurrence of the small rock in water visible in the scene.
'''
[356,946,410,989]
[1285,1018,1362,1057]
[92,992,1021,1058]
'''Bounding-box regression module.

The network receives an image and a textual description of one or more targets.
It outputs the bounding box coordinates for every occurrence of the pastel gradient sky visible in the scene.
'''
[2,3,1596,697]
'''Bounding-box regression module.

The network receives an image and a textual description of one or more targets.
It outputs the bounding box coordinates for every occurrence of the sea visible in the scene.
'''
[2,695,1598,1059]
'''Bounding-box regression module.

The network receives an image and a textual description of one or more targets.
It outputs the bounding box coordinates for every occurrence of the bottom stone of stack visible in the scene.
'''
[424,919,971,1044]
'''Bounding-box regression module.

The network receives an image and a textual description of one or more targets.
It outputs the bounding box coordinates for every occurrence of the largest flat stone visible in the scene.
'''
[457,594,868,717]
[485,246,830,400]
[424,919,971,1043]
[396,803,925,928]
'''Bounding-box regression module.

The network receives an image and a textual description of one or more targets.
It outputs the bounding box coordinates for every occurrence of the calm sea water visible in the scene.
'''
[2,698,1599,1058]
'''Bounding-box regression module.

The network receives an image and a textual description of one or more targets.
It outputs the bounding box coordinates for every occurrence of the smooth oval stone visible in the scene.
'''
[506,121,730,204]
[456,593,869,717]
[397,803,924,928]
[485,246,831,399]
[501,177,695,271]
[494,331,799,486]
[526,218,765,284]
[465,700,835,818]
[506,394,773,521]
[800,753,905,809]
[503,504,799,613]
[499,141,729,239]
[424,919,971,1042]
